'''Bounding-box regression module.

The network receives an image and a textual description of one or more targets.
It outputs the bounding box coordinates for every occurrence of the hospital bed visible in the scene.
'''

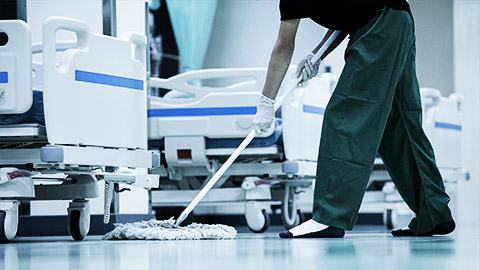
[148,66,468,232]
[148,66,337,232]
[366,87,468,229]
[0,18,159,242]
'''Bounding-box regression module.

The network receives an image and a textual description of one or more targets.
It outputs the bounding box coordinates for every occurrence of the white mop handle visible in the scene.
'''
[176,130,257,224]
[312,30,340,66]
[174,30,341,226]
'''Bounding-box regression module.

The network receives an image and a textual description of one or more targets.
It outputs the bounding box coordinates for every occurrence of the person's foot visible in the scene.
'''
[279,219,345,238]
[391,220,456,237]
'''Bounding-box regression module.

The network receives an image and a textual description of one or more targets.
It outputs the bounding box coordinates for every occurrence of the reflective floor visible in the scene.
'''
[1,226,479,270]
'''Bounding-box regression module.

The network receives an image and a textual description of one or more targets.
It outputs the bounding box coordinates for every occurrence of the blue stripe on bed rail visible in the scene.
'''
[0,72,8,83]
[75,70,143,90]
[148,107,257,117]
[303,105,325,115]
[435,122,462,131]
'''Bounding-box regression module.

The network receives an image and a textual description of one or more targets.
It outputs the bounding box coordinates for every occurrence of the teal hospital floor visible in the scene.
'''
[1,225,479,270]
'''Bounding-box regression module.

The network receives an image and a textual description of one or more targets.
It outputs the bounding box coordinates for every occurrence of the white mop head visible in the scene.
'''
[103,218,237,240]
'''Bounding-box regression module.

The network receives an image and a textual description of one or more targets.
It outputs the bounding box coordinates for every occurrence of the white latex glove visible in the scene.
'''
[252,94,275,134]
[296,52,320,83]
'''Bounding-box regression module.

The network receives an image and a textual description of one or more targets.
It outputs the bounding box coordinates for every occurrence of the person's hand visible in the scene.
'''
[296,52,320,83]
[252,94,275,134]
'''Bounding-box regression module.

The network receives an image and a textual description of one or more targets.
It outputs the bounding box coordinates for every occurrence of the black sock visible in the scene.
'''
[279,226,345,238]
[391,220,456,237]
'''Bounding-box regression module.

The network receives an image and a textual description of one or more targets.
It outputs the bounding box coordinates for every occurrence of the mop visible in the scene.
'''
[103,31,341,241]
[103,218,237,240]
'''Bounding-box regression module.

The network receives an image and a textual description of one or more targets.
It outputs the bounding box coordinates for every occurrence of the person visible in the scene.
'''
[252,0,456,238]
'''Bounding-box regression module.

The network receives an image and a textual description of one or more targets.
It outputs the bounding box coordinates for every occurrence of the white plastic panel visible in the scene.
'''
[421,88,463,169]
[282,73,337,161]
[31,40,77,91]
[42,17,147,149]
[0,20,32,114]
[40,145,153,168]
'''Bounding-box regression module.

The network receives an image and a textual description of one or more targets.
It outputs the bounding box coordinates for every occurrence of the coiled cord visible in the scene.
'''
[103,181,114,224]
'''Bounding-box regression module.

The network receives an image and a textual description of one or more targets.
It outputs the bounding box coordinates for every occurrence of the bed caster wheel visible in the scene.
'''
[384,208,397,230]
[68,199,90,241]
[0,201,19,243]
[281,185,303,229]
[281,208,304,230]
[245,201,270,233]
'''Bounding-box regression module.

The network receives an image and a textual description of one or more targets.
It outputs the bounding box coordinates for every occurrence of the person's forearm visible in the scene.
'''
[261,42,295,100]
[312,29,348,60]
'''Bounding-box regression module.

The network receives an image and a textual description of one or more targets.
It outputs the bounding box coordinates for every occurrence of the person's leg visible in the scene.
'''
[377,40,454,236]
[281,8,415,238]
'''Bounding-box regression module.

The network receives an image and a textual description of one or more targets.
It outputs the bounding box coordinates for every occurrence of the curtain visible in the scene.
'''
[149,0,161,11]
[166,0,218,73]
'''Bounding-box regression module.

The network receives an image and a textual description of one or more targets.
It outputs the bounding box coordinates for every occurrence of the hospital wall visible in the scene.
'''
[204,0,455,95]
[27,0,146,45]
[453,0,480,227]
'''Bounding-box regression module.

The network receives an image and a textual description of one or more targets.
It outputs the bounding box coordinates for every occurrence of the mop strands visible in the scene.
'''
[103,218,237,240]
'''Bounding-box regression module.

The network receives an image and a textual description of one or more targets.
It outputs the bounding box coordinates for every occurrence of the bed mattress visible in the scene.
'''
[0,90,44,125]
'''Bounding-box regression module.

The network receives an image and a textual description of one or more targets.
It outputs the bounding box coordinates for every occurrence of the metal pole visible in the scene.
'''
[0,0,27,21]
[102,0,117,37]
[16,0,27,21]
[102,0,117,215]
[145,1,153,216]
[145,1,151,76]
[145,1,152,96]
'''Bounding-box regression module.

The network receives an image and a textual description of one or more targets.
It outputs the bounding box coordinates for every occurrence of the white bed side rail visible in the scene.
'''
[149,67,275,139]
[42,16,148,149]
[31,40,77,90]
[149,67,267,102]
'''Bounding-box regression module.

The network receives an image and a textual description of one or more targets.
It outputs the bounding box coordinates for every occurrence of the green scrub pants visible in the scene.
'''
[312,7,453,235]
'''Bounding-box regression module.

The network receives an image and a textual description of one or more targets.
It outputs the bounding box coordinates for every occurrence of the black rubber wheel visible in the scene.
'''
[248,209,270,234]
[69,210,85,241]
[297,209,305,224]
[385,209,394,230]
[0,211,10,243]
[281,207,305,229]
